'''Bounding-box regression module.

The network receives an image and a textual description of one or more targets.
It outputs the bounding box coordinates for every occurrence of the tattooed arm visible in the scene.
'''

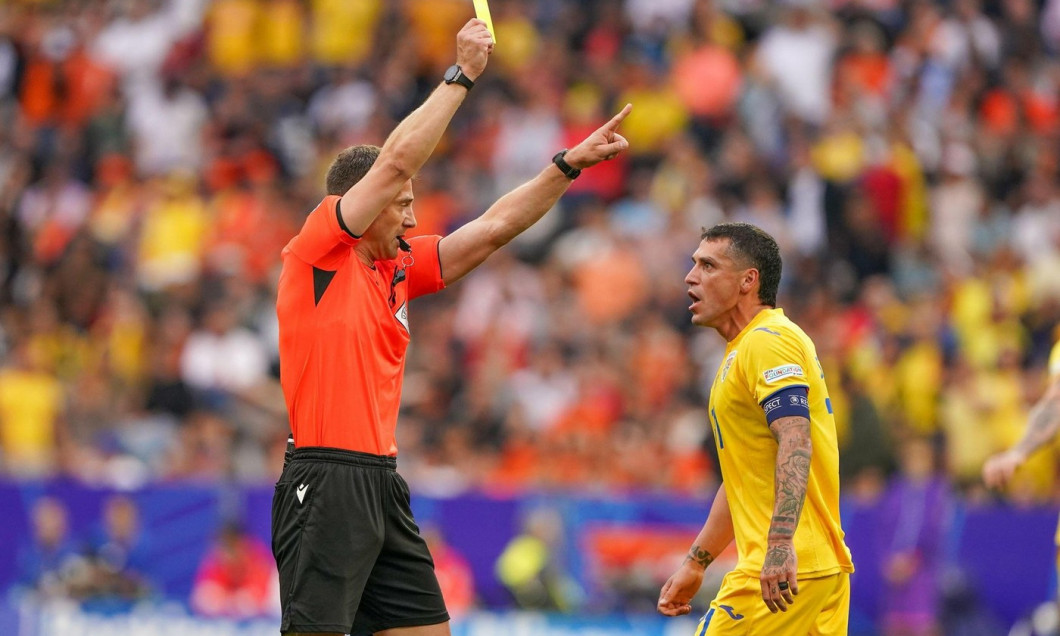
[657,484,735,617]
[760,415,812,613]
[983,375,1060,489]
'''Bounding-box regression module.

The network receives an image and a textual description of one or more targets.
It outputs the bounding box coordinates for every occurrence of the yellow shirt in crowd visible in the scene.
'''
[0,368,62,477]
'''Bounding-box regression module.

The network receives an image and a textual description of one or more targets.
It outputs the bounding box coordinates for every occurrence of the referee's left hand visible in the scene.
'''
[562,103,632,170]
[760,541,798,612]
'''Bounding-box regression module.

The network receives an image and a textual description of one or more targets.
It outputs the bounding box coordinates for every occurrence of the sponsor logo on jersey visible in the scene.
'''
[719,604,744,620]
[763,364,804,384]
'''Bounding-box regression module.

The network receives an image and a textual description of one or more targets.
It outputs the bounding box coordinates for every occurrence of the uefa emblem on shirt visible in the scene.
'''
[394,301,409,333]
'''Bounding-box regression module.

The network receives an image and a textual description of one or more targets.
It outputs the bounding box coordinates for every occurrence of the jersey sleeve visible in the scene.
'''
[1049,340,1060,378]
[285,196,357,268]
[741,327,812,406]
[406,235,445,300]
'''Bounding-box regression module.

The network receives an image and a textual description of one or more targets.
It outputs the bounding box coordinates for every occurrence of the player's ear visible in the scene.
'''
[741,268,759,295]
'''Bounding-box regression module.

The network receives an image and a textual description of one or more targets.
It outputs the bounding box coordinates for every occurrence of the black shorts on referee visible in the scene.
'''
[271,447,449,634]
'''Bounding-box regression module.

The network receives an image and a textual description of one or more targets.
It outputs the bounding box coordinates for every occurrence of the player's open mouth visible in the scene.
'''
[688,291,700,310]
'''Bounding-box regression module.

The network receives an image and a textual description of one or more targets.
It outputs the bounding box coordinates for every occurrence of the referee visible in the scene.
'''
[271,18,631,636]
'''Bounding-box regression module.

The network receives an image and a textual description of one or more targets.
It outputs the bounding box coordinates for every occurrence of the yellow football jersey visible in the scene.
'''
[707,308,854,579]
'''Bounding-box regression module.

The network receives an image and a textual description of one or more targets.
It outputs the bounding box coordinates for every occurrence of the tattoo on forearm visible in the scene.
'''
[764,543,795,568]
[686,544,715,569]
[771,516,796,530]
[768,418,812,543]
[1016,395,1060,456]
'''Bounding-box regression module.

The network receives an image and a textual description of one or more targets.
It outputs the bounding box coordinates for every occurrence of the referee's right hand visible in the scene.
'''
[455,19,493,81]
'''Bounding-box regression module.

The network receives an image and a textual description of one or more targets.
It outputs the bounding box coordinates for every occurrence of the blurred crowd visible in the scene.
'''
[16,493,280,619]
[0,0,1059,513]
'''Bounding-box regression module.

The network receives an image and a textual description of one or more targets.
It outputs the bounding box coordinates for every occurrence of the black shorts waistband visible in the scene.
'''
[292,447,397,470]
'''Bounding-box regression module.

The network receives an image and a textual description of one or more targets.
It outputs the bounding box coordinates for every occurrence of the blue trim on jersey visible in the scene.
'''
[761,385,810,423]
[711,407,724,449]
[759,384,810,405]
[754,327,781,335]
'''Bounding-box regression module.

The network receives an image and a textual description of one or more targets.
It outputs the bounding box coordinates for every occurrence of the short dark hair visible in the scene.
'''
[325,144,381,196]
[701,222,782,307]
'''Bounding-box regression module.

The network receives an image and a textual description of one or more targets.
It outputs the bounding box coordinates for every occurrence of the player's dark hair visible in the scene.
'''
[701,222,782,307]
[325,144,381,196]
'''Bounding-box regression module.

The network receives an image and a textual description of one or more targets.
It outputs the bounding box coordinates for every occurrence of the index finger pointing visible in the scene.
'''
[605,103,633,131]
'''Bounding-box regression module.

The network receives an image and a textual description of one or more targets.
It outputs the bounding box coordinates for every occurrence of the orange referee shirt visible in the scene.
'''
[276,195,445,455]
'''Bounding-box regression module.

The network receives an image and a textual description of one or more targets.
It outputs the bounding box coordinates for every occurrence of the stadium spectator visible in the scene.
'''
[87,494,153,600]
[878,436,952,636]
[753,1,837,126]
[0,339,65,477]
[983,329,1060,597]
[179,300,269,404]
[190,521,278,619]
[16,496,77,599]
[422,525,477,620]
[496,507,578,611]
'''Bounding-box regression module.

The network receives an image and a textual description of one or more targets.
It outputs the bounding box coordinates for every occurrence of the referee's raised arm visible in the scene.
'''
[338,18,493,238]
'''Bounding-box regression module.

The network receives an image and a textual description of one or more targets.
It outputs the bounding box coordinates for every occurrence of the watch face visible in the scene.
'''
[444,65,459,82]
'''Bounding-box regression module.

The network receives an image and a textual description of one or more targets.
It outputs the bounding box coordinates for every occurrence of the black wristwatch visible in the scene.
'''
[552,149,581,180]
[443,64,474,91]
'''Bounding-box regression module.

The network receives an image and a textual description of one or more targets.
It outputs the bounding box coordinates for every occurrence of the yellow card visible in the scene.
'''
[473,0,496,43]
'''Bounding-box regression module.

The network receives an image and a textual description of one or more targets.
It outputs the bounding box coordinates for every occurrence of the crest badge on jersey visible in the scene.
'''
[721,351,737,382]
[394,301,409,333]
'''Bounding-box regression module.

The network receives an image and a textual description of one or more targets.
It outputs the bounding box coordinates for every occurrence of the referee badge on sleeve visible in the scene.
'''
[394,302,409,333]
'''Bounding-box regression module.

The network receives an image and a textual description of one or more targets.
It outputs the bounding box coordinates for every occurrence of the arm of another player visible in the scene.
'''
[437,104,631,285]
[761,414,812,613]
[983,374,1060,488]
[657,483,734,617]
[339,19,493,236]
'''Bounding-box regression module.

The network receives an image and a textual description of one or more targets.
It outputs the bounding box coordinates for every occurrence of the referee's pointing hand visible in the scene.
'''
[559,104,632,170]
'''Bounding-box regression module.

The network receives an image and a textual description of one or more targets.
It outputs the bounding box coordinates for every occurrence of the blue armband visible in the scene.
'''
[761,386,810,423]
